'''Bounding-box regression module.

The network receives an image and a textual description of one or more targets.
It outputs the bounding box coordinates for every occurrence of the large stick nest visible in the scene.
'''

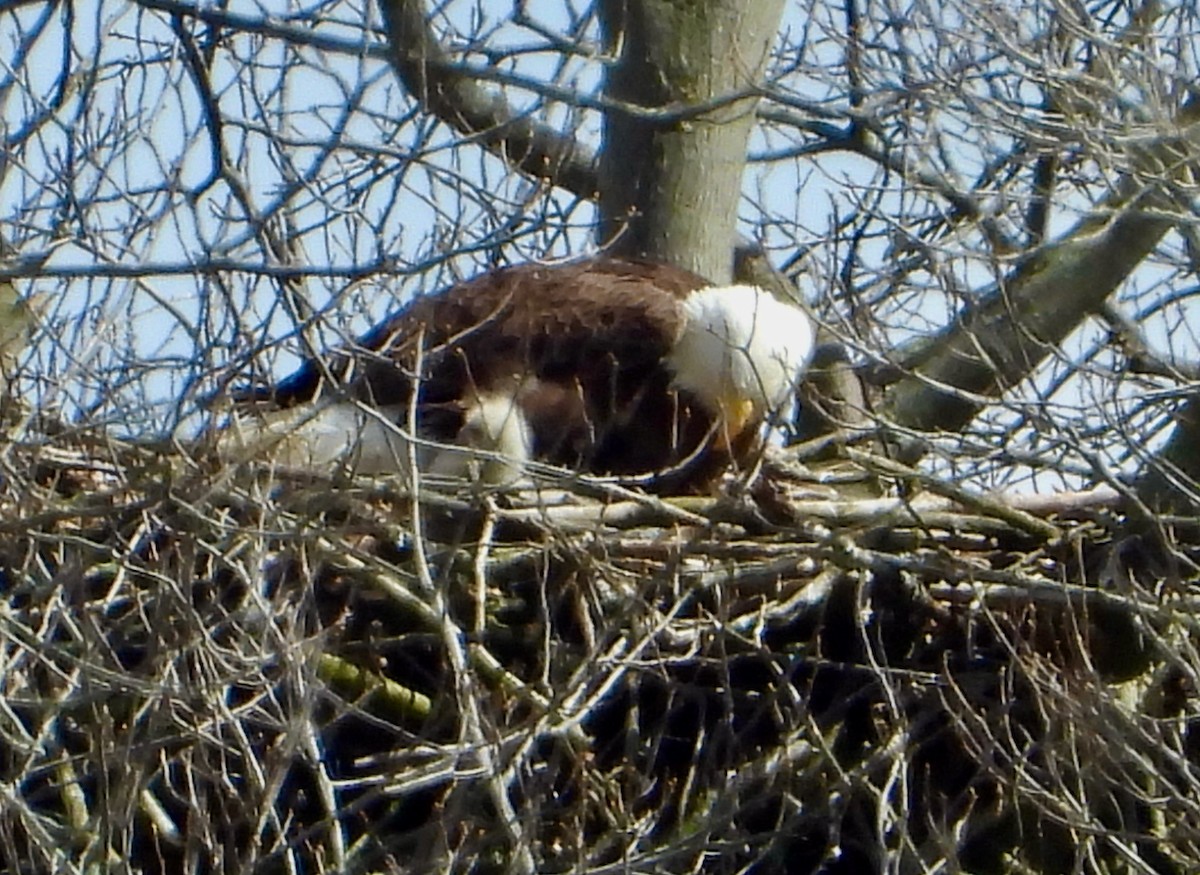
[1,431,1198,874]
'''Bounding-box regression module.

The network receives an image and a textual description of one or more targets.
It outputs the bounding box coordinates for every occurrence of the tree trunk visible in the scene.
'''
[597,0,786,283]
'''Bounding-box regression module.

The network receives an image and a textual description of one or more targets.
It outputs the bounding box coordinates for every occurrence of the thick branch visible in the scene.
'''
[378,0,598,198]
[0,277,35,397]
[882,104,1200,459]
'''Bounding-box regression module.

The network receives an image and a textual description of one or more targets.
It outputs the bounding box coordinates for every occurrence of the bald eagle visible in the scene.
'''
[221,258,814,493]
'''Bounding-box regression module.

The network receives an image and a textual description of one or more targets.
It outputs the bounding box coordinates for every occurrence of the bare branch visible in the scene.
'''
[378,0,598,198]
[882,99,1200,456]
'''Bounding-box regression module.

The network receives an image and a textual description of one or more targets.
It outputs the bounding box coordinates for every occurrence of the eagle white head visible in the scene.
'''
[669,284,815,441]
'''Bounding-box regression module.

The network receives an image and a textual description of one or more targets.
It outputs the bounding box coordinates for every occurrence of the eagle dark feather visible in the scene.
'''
[227,257,814,491]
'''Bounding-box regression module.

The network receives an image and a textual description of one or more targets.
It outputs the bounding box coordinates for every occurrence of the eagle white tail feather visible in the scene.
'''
[219,394,531,486]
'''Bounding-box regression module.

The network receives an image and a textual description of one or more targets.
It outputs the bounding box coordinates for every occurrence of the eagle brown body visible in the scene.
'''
[229,257,813,493]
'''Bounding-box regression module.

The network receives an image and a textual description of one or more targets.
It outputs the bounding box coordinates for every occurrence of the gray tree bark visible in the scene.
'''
[597,0,787,283]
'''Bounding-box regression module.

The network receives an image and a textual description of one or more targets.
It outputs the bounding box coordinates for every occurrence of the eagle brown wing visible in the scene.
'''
[244,257,723,485]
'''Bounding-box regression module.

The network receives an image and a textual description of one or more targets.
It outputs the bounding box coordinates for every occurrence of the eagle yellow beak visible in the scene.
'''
[716,394,756,450]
